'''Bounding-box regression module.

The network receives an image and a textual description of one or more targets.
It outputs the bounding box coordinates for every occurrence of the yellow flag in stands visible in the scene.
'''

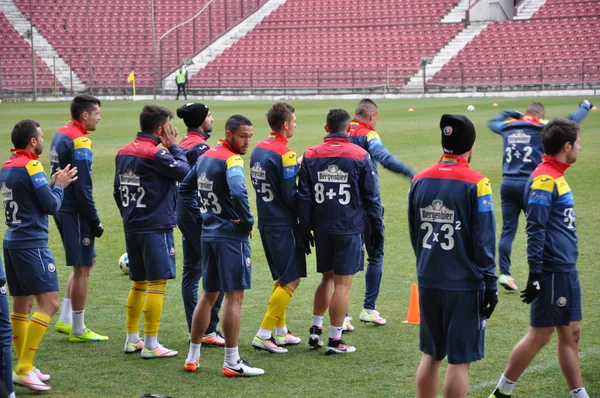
[127,70,135,83]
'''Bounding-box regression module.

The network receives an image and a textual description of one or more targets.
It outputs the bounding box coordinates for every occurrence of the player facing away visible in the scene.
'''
[51,95,108,342]
[487,100,591,291]
[114,105,190,358]
[298,109,384,355]
[349,98,415,327]
[181,115,264,376]
[1,120,78,391]
[408,114,498,398]
[250,103,306,354]
[175,103,225,347]
[490,118,589,398]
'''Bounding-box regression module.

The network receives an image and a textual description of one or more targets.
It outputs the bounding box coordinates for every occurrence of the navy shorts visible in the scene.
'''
[125,232,176,281]
[314,232,364,276]
[54,211,95,266]
[4,248,59,296]
[419,288,486,365]
[259,226,307,286]
[201,239,251,293]
[531,271,581,328]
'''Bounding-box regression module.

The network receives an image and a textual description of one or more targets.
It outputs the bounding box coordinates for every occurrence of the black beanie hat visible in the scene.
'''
[176,103,209,128]
[440,114,476,155]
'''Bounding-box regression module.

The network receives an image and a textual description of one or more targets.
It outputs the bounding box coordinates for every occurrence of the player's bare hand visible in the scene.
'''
[160,122,178,148]
[52,164,78,188]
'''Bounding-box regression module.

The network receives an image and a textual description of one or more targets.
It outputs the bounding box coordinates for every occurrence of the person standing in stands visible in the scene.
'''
[490,118,589,398]
[175,103,225,347]
[488,100,591,291]
[51,95,108,343]
[176,66,188,101]
[348,98,415,329]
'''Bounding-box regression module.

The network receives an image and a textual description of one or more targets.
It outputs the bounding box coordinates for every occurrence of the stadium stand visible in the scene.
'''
[429,0,600,86]
[10,0,267,88]
[0,13,62,90]
[188,0,464,88]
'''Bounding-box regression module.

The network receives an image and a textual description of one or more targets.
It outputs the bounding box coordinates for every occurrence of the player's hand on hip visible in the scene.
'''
[52,163,79,188]
[520,272,542,304]
[160,122,178,148]
[481,289,498,318]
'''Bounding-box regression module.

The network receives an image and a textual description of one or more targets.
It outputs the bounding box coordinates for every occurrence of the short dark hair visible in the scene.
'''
[225,115,252,134]
[525,102,544,118]
[11,119,41,149]
[541,118,579,156]
[266,102,295,132]
[139,105,173,133]
[326,109,351,134]
[355,98,378,118]
[71,95,101,120]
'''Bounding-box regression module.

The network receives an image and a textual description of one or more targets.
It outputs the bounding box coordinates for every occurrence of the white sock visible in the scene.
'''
[497,374,516,394]
[330,325,343,340]
[127,332,140,343]
[224,346,239,366]
[570,388,589,398]
[275,326,288,336]
[364,308,375,315]
[71,309,85,335]
[59,299,72,324]
[144,335,158,350]
[8,392,15,398]
[312,315,324,328]
[256,328,271,340]
[186,343,201,362]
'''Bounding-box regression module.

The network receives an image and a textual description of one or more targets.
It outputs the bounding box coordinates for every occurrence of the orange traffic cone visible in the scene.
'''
[402,283,420,324]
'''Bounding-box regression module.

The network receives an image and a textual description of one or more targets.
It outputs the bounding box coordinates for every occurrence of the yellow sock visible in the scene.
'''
[10,312,29,359]
[272,282,279,294]
[126,281,147,333]
[260,284,295,331]
[144,280,166,336]
[15,312,51,375]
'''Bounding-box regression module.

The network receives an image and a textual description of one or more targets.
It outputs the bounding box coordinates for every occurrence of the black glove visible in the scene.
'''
[299,232,314,255]
[481,289,498,319]
[580,99,593,109]
[92,219,104,238]
[370,228,384,250]
[520,272,542,304]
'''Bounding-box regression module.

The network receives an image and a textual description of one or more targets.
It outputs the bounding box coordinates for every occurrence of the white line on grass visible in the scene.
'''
[468,346,600,394]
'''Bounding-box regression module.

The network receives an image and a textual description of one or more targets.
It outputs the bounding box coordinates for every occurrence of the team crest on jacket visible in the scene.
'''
[246,257,251,267]
[556,297,567,307]
[507,130,531,144]
[48,263,56,273]
[318,165,348,183]
[420,199,455,223]
[251,162,266,180]
[197,173,214,191]
[443,126,453,136]
[1,183,13,201]
[119,169,141,186]
[170,247,175,256]
[83,238,91,246]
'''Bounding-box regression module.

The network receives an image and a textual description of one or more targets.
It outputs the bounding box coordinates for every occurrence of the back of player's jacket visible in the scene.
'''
[525,155,577,273]
[179,139,253,241]
[250,132,298,228]
[350,120,415,185]
[298,133,383,235]
[408,155,497,291]
[50,119,98,221]
[175,129,210,222]
[488,103,590,179]
[113,133,190,233]
[1,150,65,249]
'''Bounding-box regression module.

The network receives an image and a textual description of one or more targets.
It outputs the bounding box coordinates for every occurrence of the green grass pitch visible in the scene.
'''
[0,97,599,397]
